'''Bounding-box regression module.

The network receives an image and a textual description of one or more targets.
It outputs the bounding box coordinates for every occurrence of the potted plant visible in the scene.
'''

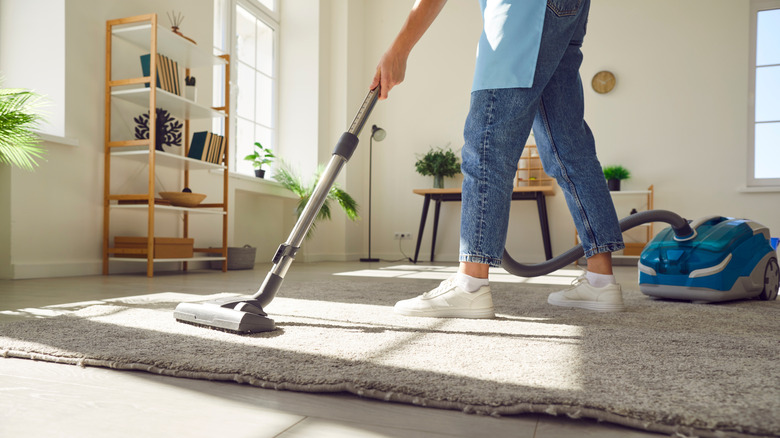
[603,165,630,191]
[415,145,461,188]
[0,84,46,170]
[244,141,275,178]
[274,163,359,239]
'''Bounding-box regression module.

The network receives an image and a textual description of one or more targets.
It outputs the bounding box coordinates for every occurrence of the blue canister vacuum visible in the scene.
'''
[502,211,779,303]
[638,216,779,303]
[174,88,778,334]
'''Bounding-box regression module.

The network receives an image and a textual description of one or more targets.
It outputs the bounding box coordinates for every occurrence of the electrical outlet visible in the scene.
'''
[394,232,413,240]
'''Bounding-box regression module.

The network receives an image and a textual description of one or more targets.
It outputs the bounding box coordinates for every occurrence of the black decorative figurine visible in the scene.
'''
[134,108,183,151]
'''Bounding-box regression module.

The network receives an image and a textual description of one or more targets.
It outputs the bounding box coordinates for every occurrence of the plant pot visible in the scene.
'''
[433,174,444,189]
[607,178,621,191]
[185,85,197,102]
[255,169,266,178]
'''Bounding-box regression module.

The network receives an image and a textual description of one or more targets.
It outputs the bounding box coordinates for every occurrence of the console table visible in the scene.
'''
[412,186,555,264]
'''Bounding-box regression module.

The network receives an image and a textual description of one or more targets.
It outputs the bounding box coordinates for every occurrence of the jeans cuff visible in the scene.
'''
[583,242,625,259]
[459,253,503,268]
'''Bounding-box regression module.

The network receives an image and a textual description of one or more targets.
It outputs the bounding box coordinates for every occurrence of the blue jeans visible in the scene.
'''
[460,0,624,267]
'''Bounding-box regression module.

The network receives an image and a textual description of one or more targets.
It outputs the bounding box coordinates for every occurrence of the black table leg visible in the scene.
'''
[536,193,553,260]
[431,199,442,262]
[413,195,431,264]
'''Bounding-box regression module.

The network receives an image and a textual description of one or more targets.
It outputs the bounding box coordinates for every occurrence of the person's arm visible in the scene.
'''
[370,0,448,100]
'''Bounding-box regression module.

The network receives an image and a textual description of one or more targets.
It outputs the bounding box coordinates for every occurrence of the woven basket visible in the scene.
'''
[209,245,256,270]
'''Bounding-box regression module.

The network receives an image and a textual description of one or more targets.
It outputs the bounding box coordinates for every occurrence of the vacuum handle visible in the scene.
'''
[348,87,380,136]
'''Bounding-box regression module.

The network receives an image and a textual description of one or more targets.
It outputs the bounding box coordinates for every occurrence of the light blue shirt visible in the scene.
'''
[473,0,546,91]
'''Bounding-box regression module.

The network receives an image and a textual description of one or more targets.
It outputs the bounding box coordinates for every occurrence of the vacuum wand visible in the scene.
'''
[173,87,379,334]
[253,87,380,309]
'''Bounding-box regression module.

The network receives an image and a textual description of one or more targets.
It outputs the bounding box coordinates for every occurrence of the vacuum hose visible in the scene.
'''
[501,209,694,277]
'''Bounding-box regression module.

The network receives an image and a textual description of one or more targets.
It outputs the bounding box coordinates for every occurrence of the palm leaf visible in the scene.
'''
[0,86,46,170]
[273,161,360,239]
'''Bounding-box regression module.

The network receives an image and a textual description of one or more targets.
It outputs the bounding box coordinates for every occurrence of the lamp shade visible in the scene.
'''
[371,125,386,142]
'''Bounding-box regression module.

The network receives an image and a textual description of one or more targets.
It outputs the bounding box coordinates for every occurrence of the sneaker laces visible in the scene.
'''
[422,276,457,298]
[566,270,589,290]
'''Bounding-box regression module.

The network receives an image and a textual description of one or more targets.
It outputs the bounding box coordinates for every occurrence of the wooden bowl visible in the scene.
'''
[159,191,207,208]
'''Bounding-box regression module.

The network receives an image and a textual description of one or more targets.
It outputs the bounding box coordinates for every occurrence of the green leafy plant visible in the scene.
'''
[274,163,359,239]
[0,84,46,170]
[414,145,461,178]
[243,141,275,169]
[603,165,631,181]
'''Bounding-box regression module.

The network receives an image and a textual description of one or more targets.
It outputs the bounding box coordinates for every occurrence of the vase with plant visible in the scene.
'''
[244,141,275,178]
[415,145,461,188]
[603,165,630,191]
[0,84,46,170]
[274,163,359,239]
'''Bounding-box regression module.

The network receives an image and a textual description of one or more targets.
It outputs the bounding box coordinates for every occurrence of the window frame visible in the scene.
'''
[748,0,780,187]
[214,0,280,176]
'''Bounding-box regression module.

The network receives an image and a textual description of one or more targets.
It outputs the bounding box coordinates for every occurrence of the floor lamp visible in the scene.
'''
[360,124,386,262]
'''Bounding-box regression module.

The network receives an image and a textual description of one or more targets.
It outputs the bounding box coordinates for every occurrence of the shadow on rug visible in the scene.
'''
[1,277,778,438]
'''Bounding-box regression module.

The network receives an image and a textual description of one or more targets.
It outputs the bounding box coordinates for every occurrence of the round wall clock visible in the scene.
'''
[592,71,616,94]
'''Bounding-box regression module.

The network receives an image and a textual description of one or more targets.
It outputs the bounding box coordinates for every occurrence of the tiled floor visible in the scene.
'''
[0,262,663,438]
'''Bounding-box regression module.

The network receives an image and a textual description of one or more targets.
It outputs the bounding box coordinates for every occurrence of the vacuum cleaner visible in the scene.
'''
[502,213,779,303]
[174,88,779,334]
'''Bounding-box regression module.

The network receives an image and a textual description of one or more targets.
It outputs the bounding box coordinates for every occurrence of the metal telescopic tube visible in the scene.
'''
[348,87,379,136]
[253,87,380,308]
[288,156,347,251]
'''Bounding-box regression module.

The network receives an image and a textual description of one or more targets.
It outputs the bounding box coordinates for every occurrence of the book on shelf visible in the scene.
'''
[140,54,160,89]
[187,131,225,164]
[140,53,181,96]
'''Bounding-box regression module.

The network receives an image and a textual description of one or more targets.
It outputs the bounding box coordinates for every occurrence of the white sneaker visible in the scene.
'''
[394,276,495,318]
[547,275,625,312]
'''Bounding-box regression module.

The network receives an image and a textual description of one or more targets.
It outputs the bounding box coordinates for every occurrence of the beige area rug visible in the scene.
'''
[1,273,778,438]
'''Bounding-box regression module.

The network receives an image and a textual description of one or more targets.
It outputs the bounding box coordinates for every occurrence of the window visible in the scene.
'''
[214,0,279,176]
[749,1,780,186]
[0,0,66,138]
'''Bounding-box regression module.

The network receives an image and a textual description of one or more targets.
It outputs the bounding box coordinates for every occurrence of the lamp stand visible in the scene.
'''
[360,134,379,262]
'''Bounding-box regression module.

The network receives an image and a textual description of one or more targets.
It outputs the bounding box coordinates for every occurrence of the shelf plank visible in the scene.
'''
[111,87,225,120]
[108,194,150,201]
[111,204,226,215]
[111,149,226,171]
[108,256,226,263]
[111,22,226,69]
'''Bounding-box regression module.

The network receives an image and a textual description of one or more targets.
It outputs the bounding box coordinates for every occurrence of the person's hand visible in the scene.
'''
[369,0,447,100]
[370,46,409,100]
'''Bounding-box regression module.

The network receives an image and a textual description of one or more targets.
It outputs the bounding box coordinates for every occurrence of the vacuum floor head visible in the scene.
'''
[174,297,276,334]
[639,216,779,303]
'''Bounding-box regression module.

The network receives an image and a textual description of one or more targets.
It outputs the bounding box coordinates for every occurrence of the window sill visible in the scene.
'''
[223,171,297,199]
[739,186,780,193]
[35,132,80,147]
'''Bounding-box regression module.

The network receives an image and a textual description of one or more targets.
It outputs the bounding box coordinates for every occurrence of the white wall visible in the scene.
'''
[1,0,778,279]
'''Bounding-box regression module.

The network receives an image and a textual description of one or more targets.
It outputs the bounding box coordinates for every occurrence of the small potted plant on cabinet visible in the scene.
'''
[244,141,275,178]
[603,165,630,191]
[415,145,461,188]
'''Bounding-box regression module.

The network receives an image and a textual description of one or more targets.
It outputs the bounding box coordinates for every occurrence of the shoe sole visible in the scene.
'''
[393,307,496,319]
[547,295,625,312]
